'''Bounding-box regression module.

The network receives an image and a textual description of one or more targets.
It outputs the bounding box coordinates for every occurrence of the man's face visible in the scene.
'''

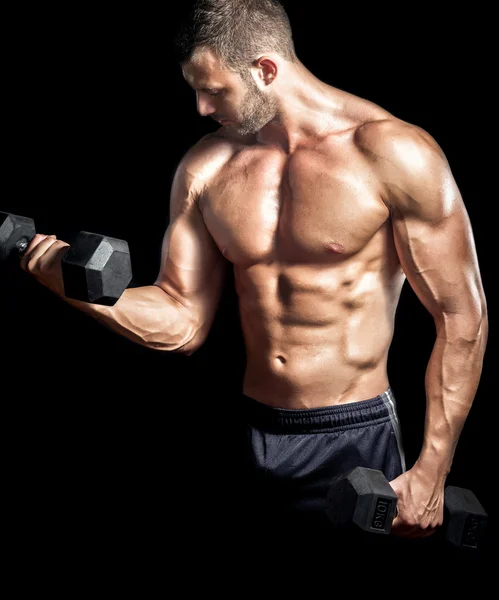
[181,49,278,136]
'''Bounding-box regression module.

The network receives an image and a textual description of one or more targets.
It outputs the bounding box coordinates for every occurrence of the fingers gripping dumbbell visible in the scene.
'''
[325,466,488,551]
[0,211,133,306]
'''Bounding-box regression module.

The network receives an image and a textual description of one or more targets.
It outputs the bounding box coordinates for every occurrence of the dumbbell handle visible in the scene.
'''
[16,237,32,256]
[7,225,64,260]
[15,234,66,259]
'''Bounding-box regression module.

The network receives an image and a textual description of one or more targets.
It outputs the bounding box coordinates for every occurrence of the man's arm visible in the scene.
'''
[361,119,488,534]
[20,138,228,354]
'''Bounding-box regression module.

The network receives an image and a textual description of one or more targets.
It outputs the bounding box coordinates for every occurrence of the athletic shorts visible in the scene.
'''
[238,388,406,547]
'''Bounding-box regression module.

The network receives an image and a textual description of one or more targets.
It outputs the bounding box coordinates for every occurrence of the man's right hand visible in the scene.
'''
[20,233,70,299]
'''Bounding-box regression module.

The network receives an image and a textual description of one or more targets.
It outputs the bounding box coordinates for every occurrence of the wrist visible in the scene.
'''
[414,443,453,480]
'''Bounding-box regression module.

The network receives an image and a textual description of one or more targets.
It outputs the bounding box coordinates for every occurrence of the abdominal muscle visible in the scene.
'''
[236,260,404,409]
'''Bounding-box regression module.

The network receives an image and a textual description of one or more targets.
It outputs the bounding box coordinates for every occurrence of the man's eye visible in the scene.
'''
[208,91,220,97]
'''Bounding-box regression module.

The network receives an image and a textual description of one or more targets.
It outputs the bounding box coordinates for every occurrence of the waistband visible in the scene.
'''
[241,389,396,434]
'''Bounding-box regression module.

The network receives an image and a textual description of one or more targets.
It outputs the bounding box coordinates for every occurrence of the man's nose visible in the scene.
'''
[196,93,216,117]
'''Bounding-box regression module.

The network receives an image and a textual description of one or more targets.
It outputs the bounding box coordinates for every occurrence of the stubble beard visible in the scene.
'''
[233,74,280,136]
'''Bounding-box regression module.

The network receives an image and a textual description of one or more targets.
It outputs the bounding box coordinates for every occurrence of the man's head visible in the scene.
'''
[174,0,299,135]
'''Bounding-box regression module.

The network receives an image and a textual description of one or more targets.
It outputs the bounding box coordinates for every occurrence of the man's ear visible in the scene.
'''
[253,56,278,85]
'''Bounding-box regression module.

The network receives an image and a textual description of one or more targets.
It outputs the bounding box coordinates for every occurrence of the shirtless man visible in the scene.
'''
[20,0,487,547]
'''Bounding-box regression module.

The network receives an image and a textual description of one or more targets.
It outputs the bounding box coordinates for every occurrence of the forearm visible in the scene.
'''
[416,310,488,478]
[63,284,196,352]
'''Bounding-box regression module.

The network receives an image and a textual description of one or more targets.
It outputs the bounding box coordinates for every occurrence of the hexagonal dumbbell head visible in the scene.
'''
[0,212,36,262]
[325,466,398,534]
[61,231,133,305]
[444,486,488,550]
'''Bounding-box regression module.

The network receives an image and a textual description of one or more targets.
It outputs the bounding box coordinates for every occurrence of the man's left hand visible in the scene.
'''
[389,465,446,538]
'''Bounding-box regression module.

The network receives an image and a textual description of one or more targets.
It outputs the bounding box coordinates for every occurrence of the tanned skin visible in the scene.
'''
[21,48,488,538]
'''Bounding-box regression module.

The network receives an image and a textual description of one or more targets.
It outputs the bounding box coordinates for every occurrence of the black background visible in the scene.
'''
[3,2,495,570]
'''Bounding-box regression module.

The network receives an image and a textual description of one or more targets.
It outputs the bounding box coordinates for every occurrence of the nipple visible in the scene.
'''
[325,241,345,254]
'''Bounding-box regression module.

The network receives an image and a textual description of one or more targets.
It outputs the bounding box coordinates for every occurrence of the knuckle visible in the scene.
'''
[25,256,37,273]
[32,234,48,245]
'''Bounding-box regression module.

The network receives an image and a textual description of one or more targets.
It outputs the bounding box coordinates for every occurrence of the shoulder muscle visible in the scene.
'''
[171,133,236,217]
[356,119,458,221]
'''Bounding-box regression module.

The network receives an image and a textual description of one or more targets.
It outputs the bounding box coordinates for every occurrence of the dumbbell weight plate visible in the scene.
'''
[0,212,36,261]
[62,231,133,305]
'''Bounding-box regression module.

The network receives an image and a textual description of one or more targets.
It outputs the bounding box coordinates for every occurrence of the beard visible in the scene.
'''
[231,71,280,136]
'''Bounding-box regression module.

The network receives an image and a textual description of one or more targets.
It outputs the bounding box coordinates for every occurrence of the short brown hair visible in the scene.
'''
[173,0,298,74]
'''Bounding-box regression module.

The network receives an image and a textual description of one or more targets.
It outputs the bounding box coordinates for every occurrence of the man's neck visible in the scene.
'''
[256,67,351,152]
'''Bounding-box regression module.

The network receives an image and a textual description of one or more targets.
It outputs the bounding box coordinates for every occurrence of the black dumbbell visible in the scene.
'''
[325,466,488,551]
[0,211,133,306]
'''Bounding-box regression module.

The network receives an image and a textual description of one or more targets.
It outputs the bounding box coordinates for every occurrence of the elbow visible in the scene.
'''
[173,328,208,356]
[145,336,201,355]
[437,303,488,345]
[143,301,214,356]
[175,309,217,355]
[170,340,203,357]
[176,345,201,357]
[478,304,489,346]
[175,314,218,355]
[143,317,202,354]
[170,319,209,356]
[468,298,489,344]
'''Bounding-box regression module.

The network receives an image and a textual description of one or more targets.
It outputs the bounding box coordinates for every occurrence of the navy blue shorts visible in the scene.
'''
[238,388,406,546]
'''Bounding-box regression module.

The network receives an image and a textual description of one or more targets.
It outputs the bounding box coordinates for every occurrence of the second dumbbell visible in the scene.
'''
[325,466,488,552]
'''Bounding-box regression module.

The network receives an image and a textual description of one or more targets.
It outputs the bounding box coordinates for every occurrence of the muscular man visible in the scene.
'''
[20,0,487,549]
